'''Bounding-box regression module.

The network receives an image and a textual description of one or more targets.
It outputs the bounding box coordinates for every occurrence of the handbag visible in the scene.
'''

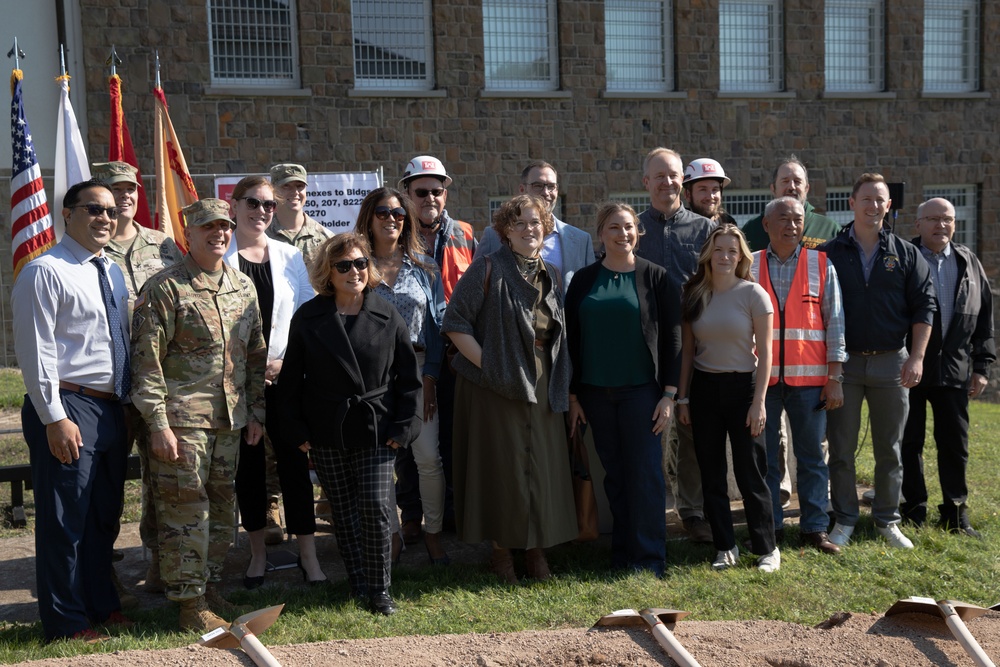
[567,420,599,542]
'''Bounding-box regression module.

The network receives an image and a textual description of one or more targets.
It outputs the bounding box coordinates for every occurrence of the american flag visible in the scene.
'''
[10,70,54,281]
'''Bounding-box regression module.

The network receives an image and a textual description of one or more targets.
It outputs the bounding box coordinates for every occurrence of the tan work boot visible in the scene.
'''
[204,584,237,616]
[263,497,284,545]
[178,595,230,633]
[111,565,139,610]
[141,549,165,593]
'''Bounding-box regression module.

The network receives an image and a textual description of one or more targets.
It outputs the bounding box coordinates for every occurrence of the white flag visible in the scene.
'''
[54,74,90,241]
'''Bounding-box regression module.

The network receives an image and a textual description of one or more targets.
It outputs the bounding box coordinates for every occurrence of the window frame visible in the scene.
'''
[351,0,435,91]
[719,0,784,94]
[604,0,674,93]
[206,0,301,87]
[824,0,885,94]
[923,0,980,94]
[482,0,560,92]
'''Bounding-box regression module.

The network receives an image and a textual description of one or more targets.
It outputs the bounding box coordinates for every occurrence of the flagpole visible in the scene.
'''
[154,49,160,89]
[6,38,23,71]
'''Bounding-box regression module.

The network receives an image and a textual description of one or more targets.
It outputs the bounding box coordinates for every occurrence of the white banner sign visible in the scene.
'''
[214,171,383,231]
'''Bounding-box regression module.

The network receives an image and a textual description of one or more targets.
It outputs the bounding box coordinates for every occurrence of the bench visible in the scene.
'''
[1,454,142,528]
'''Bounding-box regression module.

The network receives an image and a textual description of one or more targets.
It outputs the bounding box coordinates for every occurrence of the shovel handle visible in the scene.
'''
[640,610,702,667]
[240,632,283,667]
[939,603,996,667]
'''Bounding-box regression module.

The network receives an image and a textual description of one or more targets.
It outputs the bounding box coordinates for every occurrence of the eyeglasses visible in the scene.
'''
[374,206,407,222]
[512,220,543,232]
[413,187,445,199]
[528,181,558,194]
[333,257,370,274]
[236,197,278,212]
[918,216,955,224]
[71,204,120,218]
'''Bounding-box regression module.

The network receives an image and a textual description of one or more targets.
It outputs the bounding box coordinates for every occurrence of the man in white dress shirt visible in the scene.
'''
[13,179,132,642]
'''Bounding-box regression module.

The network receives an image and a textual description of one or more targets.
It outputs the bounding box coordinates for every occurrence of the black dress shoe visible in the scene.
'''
[243,571,265,590]
[801,531,841,555]
[369,592,397,616]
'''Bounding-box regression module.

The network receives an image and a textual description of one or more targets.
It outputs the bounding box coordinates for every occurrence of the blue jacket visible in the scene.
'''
[818,224,936,352]
[413,252,447,379]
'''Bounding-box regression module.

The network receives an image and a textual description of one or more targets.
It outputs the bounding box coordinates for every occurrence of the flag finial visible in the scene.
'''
[7,38,25,70]
[106,45,122,76]
[154,49,161,89]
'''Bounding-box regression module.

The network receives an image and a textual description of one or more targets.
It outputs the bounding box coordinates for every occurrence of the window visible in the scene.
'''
[923,185,977,250]
[207,0,300,86]
[605,0,674,93]
[610,192,652,213]
[924,0,980,93]
[723,190,772,227]
[351,0,434,90]
[719,0,783,93]
[824,0,884,93]
[482,0,559,91]
[825,188,855,226]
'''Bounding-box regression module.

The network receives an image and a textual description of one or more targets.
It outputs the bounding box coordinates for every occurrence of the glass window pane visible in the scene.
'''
[208,0,299,86]
[483,0,559,91]
[824,0,884,93]
[351,0,434,90]
[605,0,673,92]
[924,0,979,93]
[720,0,783,93]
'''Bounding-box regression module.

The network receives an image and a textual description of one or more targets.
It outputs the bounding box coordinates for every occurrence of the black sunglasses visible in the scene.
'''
[374,206,407,222]
[71,204,120,218]
[236,197,278,212]
[334,257,370,273]
[413,187,445,199]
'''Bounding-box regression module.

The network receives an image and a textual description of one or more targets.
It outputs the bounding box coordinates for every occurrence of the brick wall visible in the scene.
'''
[2,0,998,369]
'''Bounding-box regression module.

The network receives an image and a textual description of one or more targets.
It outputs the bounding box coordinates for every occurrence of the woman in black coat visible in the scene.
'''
[281,232,422,616]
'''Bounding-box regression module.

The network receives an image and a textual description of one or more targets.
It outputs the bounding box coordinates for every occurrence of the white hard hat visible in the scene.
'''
[399,155,453,189]
[683,158,731,188]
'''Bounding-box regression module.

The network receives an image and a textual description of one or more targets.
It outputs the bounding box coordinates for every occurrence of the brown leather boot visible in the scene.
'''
[490,544,518,585]
[141,549,165,593]
[263,498,284,545]
[525,548,551,581]
[204,584,237,616]
[178,596,230,633]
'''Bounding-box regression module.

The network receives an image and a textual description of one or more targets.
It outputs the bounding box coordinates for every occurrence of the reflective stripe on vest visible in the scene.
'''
[751,248,828,386]
[440,220,477,302]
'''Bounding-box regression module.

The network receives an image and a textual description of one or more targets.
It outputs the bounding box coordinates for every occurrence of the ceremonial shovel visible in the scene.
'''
[200,604,285,667]
[885,597,995,667]
[593,608,702,667]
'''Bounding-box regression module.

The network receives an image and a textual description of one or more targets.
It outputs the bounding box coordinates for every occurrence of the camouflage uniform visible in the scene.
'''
[106,221,183,551]
[130,253,266,601]
[266,214,330,269]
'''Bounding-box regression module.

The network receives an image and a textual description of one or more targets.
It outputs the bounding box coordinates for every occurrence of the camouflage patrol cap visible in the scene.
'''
[91,161,139,186]
[181,198,235,229]
[270,163,308,187]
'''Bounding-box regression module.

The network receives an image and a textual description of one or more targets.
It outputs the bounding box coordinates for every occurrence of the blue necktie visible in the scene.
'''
[91,258,131,399]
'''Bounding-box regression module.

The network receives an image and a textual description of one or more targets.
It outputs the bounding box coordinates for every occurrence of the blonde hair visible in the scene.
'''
[681,224,754,322]
[309,232,381,297]
[595,201,642,253]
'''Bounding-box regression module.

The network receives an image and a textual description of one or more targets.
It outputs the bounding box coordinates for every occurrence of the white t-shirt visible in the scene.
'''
[691,280,772,373]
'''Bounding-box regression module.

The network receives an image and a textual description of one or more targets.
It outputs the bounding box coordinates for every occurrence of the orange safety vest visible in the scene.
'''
[752,248,828,386]
[440,219,477,302]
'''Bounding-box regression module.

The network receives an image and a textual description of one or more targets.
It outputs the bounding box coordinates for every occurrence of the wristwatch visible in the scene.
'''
[828,374,844,383]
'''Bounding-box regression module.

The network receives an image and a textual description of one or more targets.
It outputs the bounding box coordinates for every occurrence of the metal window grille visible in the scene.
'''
[207,0,300,86]
[723,189,772,227]
[924,0,980,93]
[605,0,674,92]
[923,185,977,251]
[719,0,783,93]
[824,0,884,93]
[483,0,559,91]
[825,188,855,226]
[351,0,434,90]
[609,192,652,213]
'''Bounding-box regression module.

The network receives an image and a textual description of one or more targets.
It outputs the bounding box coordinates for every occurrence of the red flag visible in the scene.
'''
[10,68,55,281]
[153,86,197,253]
[108,73,153,228]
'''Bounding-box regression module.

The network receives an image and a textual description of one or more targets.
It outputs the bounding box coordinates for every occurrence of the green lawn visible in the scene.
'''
[2,399,999,663]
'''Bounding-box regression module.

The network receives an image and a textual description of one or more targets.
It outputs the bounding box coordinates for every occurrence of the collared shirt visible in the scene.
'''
[266,214,331,269]
[764,245,849,363]
[541,217,564,281]
[848,225,882,283]
[920,242,958,333]
[635,204,716,290]
[374,254,427,348]
[12,235,129,423]
[105,222,182,317]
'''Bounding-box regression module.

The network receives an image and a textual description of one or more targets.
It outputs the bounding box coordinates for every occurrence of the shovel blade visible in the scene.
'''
[886,597,989,622]
[593,608,690,628]
[644,608,692,624]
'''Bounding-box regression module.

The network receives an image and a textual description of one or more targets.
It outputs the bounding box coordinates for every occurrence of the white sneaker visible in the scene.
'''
[829,523,854,546]
[711,546,739,570]
[757,547,781,573]
[877,524,914,549]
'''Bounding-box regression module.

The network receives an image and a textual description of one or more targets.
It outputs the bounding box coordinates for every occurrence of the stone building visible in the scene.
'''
[0,0,997,364]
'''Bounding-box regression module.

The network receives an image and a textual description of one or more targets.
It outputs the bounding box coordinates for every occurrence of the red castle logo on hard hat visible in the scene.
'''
[702,164,717,174]
[422,160,438,170]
